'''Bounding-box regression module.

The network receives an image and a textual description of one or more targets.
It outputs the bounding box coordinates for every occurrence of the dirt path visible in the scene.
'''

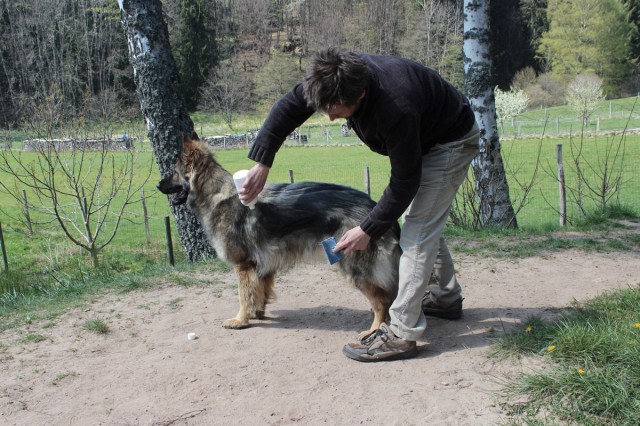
[1,250,639,425]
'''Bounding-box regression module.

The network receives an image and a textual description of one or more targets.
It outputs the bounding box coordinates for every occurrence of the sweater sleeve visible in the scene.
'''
[360,116,423,239]
[248,84,315,167]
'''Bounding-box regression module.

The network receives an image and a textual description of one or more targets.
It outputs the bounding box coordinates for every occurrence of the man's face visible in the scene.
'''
[327,103,359,121]
[326,90,366,121]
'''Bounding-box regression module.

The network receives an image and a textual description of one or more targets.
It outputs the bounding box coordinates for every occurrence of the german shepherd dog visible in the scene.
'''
[157,137,401,337]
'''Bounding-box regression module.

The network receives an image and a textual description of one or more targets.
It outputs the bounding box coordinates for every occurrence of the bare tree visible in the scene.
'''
[562,126,629,220]
[0,139,150,268]
[399,0,464,85]
[449,177,482,229]
[0,80,153,267]
[0,0,131,126]
[200,62,252,130]
[539,131,629,224]
[119,0,214,261]
[463,0,517,228]
[253,50,305,109]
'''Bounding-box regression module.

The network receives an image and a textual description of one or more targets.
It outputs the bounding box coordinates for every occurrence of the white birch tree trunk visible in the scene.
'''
[118,0,214,260]
[463,0,517,227]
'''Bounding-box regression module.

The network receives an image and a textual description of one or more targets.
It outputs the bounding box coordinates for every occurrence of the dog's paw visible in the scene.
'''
[249,310,266,320]
[222,318,250,329]
[357,328,376,340]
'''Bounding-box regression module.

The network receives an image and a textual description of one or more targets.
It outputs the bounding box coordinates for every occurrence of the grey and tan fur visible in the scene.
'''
[158,137,401,337]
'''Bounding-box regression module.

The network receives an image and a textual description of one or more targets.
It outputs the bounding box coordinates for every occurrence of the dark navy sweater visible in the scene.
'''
[248,53,475,239]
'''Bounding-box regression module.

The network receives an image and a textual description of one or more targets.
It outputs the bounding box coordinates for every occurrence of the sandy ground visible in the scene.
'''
[1,248,639,425]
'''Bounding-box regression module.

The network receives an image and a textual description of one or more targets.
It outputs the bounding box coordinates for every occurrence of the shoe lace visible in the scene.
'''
[360,327,389,345]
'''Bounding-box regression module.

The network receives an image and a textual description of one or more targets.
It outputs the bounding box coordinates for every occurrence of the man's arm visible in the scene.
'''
[242,84,315,204]
[360,117,423,239]
[248,83,315,167]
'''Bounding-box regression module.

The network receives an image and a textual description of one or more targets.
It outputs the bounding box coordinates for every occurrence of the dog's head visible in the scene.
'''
[157,136,208,206]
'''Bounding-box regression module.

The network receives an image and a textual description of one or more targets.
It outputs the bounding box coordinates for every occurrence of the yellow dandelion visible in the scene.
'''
[525,326,532,333]
[577,369,585,375]
[547,345,556,352]
[634,322,640,328]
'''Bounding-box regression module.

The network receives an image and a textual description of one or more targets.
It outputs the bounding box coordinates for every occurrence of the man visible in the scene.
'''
[240,47,479,362]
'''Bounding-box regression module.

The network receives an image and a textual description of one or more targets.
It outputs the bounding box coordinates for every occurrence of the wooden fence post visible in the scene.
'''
[364,166,370,197]
[556,144,566,226]
[141,188,151,244]
[164,216,175,266]
[289,169,294,183]
[0,223,8,271]
[22,189,32,236]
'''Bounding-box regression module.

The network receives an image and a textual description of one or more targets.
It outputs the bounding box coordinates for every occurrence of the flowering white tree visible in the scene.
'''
[566,73,605,126]
[495,86,529,134]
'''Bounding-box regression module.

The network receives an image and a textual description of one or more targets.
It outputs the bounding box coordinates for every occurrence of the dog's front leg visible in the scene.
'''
[358,282,394,339]
[222,264,258,329]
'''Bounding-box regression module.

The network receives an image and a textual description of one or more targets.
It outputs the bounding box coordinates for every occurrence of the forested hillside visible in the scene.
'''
[0,0,638,129]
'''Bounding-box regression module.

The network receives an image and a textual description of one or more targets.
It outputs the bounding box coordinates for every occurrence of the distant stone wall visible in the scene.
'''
[202,129,307,149]
[23,136,134,151]
[202,133,254,149]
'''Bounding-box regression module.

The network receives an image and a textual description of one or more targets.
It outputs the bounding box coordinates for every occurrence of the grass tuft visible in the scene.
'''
[496,286,640,424]
[83,318,109,334]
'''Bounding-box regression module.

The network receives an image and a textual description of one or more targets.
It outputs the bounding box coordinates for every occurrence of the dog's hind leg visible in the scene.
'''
[253,273,275,319]
[358,281,394,339]
[223,264,262,329]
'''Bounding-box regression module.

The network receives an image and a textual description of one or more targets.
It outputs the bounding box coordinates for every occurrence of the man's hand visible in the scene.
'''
[335,226,371,255]
[240,163,270,204]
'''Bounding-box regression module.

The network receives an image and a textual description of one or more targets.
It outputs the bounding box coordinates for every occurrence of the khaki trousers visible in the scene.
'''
[389,123,480,341]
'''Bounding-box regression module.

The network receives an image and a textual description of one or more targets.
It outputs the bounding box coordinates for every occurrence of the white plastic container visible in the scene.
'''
[232,170,257,209]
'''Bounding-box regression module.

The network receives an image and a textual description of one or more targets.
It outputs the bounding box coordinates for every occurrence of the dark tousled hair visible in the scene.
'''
[302,47,369,112]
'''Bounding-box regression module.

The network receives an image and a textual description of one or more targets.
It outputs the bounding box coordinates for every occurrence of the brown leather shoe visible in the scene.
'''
[342,323,417,362]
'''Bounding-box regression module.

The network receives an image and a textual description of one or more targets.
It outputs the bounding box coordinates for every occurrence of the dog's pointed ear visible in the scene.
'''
[181,134,196,155]
[181,134,206,169]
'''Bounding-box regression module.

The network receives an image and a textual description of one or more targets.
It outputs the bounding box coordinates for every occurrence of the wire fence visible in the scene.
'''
[172,129,640,232]
[498,98,640,139]
[1,123,638,272]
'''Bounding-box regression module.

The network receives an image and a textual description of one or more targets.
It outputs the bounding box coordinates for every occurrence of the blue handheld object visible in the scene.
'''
[322,237,343,265]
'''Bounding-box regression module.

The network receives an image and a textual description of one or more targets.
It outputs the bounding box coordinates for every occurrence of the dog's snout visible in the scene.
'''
[157,176,170,193]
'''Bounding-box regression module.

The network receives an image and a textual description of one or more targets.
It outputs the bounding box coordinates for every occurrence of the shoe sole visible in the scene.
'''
[342,345,418,362]
[423,309,462,320]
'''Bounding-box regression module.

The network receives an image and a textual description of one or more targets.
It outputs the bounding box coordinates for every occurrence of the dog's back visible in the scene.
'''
[246,181,401,297]
[256,181,376,238]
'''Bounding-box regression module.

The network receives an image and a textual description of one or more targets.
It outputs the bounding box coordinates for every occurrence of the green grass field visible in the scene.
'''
[213,133,640,227]
[499,96,640,138]
[1,132,638,263]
